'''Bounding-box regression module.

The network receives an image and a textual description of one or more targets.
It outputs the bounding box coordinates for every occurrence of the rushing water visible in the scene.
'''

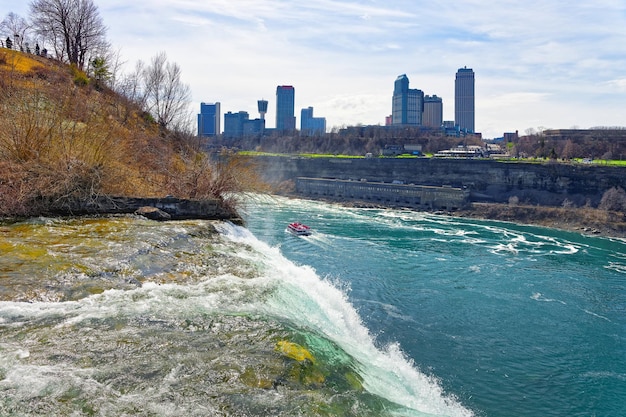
[0,196,624,416]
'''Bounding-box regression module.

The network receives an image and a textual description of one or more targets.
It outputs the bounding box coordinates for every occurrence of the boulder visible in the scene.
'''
[134,206,172,221]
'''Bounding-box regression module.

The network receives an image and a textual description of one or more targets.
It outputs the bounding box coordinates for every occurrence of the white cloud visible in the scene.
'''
[1,0,625,137]
[605,79,626,92]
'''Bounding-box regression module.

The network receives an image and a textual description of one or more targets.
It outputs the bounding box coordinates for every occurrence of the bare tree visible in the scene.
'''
[561,139,579,160]
[0,12,30,50]
[142,52,192,133]
[116,60,146,104]
[599,187,626,212]
[101,47,125,92]
[29,0,108,70]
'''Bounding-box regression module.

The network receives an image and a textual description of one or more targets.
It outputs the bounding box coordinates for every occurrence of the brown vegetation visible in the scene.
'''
[0,50,259,217]
[598,186,626,212]
[510,130,626,160]
[458,202,626,238]
[211,126,484,156]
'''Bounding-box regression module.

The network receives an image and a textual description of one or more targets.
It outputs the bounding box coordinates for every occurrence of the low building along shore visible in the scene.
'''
[296,177,470,210]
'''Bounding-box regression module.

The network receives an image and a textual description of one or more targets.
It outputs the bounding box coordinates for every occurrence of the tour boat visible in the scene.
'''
[287,222,312,236]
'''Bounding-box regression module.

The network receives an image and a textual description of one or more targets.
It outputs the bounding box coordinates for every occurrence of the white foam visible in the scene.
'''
[218,223,475,416]
[530,292,567,305]
[582,309,611,322]
[0,219,474,416]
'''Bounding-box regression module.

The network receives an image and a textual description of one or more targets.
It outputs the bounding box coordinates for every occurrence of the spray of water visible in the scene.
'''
[217,222,474,417]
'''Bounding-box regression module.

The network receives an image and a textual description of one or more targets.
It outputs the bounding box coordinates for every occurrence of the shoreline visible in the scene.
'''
[0,196,243,225]
[3,192,623,239]
[455,203,626,239]
[280,194,626,239]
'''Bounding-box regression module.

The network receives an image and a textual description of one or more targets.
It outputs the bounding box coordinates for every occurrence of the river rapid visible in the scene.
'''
[1,195,624,416]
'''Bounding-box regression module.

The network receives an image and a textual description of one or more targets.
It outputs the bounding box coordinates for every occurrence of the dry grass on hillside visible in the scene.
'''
[0,50,258,217]
[0,49,44,74]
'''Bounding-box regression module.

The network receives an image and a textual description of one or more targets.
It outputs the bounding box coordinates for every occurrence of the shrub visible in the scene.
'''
[70,64,89,86]
[28,64,55,80]
[562,198,575,208]
[599,187,626,212]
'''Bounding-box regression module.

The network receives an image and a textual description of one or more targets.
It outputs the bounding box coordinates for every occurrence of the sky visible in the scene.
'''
[2,0,626,138]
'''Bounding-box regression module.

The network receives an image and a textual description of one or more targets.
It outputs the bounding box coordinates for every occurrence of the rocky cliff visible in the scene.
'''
[254,156,626,207]
[45,196,242,223]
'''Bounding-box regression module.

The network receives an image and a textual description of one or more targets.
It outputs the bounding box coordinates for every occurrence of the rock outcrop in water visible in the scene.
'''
[45,196,243,223]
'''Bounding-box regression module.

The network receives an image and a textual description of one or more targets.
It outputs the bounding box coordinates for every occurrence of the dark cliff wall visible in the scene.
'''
[46,196,241,222]
[254,156,626,206]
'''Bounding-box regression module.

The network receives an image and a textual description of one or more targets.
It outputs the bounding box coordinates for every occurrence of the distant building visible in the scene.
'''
[503,131,519,142]
[392,75,409,125]
[542,129,626,140]
[300,107,326,136]
[243,118,265,136]
[382,144,405,156]
[455,67,475,133]
[224,110,264,138]
[434,145,484,158]
[404,144,423,155]
[223,111,249,138]
[423,95,443,128]
[257,99,268,121]
[392,74,424,126]
[197,102,220,137]
[443,120,460,137]
[276,86,296,131]
[407,89,424,126]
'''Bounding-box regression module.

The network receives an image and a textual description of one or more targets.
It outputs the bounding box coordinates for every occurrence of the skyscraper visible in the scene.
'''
[392,74,423,126]
[392,75,409,125]
[223,109,264,138]
[223,111,249,138]
[455,67,475,133]
[423,95,443,128]
[300,107,326,136]
[276,86,295,131]
[197,102,221,137]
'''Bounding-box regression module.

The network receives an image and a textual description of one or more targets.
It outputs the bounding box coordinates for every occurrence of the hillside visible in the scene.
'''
[456,202,626,238]
[0,49,255,218]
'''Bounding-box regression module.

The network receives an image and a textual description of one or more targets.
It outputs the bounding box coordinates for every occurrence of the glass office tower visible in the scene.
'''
[276,86,295,131]
[197,102,221,137]
[392,74,423,126]
[301,106,326,136]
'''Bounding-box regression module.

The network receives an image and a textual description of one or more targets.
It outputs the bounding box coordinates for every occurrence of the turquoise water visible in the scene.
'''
[242,196,626,417]
[0,196,624,416]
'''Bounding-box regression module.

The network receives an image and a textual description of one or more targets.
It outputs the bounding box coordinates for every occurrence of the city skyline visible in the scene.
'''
[2,1,625,138]
[202,70,458,137]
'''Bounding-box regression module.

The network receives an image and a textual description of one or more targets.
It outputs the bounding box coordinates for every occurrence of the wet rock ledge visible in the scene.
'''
[47,196,243,224]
